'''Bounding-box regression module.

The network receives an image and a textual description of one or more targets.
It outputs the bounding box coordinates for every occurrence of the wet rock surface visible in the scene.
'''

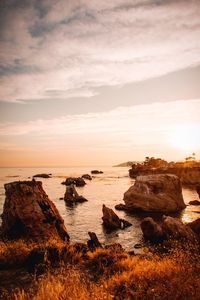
[124,174,186,213]
[189,200,200,206]
[1,180,69,241]
[91,170,103,174]
[62,177,86,187]
[102,204,132,231]
[33,173,51,178]
[82,174,92,180]
[64,184,88,204]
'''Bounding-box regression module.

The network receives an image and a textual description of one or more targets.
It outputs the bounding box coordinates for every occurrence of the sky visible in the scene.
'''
[0,0,200,167]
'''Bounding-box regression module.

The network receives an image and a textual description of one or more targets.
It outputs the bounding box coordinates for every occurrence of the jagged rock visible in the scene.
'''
[87,232,102,252]
[124,174,186,213]
[91,170,103,174]
[62,177,86,187]
[115,203,127,211]
[141,216,196,243]
[64,184,88,204]
[102,204,132,231]
[187,218,200,240]
[1,180,69,241]
[189,200,200,206]
[82,174,92,180]
[33,173,51,178]
[141,217,163,242]
[162,216,196,242]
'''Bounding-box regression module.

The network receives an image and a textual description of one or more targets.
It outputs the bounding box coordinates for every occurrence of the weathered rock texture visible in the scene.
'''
[62,177,86,187]
[141,216,197,243]
[64,184,88,204]
[129,165,200,185]
[1,180,69,241]
[87,232,102,252]
[187,218,200,240]
[102,204,132,231]
[123,174,186,213]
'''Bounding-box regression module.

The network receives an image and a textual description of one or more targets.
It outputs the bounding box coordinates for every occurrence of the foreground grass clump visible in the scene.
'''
[1,240,200,300]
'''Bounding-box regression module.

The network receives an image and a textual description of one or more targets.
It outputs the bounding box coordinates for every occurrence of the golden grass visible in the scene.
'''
[1,239,199,300]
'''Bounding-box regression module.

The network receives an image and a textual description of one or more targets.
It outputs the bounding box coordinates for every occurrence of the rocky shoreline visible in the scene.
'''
[0,170,200,299]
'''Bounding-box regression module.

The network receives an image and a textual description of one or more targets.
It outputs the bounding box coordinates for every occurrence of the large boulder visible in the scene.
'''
[141,216,196,243]
[33,173,51,178]
[187,218,200,240]
[123,174,186,213]
[91,170,103,174]
[141,217,163,243]
[1,180,69,241]
[102,204,131,231]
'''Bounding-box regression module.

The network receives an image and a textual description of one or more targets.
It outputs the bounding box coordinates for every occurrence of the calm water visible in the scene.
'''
[0,167,199,251]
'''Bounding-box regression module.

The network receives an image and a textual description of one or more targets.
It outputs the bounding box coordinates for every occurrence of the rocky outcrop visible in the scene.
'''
[82,174,92,180]
[187,218,200,240]
[141,217,163,243]
[87,232,102,252]
[91,170,103,174]
[102,204,132,231]
[1,180,69,241]
[123,174,186,213]
[33,173,51,178]
[129,165,200,186]
[64,184,88,204]
[141,216,196,243]
[62,177,86,187]
[189,200,200,206]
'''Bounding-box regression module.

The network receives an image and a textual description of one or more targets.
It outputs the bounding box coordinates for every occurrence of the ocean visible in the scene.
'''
[0,166,199,251]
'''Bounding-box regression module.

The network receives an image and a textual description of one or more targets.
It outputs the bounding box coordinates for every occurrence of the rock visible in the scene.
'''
[82,174,92,180]
[102,204,132,231]
[124,174,186,213]
[189,200,200,206]
[64,184,88,204]
[115,203,127,211]
[62,177,86,187]
[105,243,124,253]
[87,232,102,252]
[187,218,200,240]
[141,216,197,243]
[162,216,196,242]
[134,243,143,249]
[91,170,103,174]
[1,180,69,241]
[196,185,200,198]
[33,173,51,178]
[141,217,163,243]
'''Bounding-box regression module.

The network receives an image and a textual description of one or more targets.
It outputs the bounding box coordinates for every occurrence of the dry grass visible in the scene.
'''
[1,240,200,300]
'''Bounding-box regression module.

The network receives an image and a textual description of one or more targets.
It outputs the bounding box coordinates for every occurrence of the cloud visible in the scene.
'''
[0,0,200,102]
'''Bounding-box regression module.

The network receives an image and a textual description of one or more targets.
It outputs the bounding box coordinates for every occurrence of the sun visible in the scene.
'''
[169,123,200,151]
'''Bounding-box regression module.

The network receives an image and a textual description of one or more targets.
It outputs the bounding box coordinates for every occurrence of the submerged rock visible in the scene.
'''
[33,173,51,178]
[141,216,196,243]
[1,180,69,241]
[91,170,103,174]
[64,184,88,204]
[123,174,186,213]
[82,174,92,180]
[189,200,200,206]
[115,203,127,211]
[102,204,132,231]
[62,177,86,187]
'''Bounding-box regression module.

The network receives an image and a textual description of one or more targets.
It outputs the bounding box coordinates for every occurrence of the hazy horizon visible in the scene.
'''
[0,0,200,167]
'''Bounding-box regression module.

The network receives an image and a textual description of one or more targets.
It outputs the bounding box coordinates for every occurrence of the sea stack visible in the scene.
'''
[123,174,186,213]
[1,180,69,241]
